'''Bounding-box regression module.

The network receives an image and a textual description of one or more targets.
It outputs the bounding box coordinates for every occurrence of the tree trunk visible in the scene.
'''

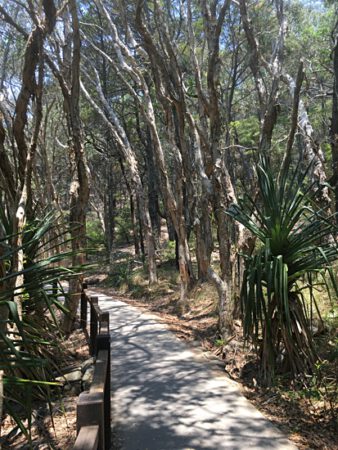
[331,28,338,222]
[0,228,9,423]
[130,192,140,256]
[194,197,213,282]
[104,163,116,256]
[62,0,90,334]
[137,204,145,260]
[144,129,161,246]
[8,2,56,323]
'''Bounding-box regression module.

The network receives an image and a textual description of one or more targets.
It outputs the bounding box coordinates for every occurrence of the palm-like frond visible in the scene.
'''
[227,155,338,384]
[0,211,81,444]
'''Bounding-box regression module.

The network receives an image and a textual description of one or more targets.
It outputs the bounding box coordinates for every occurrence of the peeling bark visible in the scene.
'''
[1,1,57,322]
[61,0,91,333]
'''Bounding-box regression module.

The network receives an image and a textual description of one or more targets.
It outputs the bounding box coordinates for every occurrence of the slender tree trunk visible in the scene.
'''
[194,197,213,281]
[0,228,9,424]
[137,206,145,260]
[130,192,140,256]
[62,0,90,334]
[104,163,116,256]
[0,120,15,213]
[144,129,161,246]
[8,2,56,322]
[331,26,338,222]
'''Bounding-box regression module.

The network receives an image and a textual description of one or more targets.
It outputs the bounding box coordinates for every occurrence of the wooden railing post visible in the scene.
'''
[96,333,111,450]
[74,293,111,450]
[77,392,105,450]
[90,296,99,356]
[80,290,88,332]
[73,425,99,450]
[52,280,58,296]
[99,312,109,334]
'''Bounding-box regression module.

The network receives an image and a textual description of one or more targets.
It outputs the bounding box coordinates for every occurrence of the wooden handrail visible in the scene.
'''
[90,350,108,394]
[73,425,99,450]
[74,285,111,450]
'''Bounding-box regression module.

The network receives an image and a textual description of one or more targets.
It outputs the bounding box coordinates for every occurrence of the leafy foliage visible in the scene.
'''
[227,156,338,384]
[0,212,78,443]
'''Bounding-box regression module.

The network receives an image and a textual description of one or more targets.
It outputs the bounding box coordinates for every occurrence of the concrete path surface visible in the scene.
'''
[92,293,297,450]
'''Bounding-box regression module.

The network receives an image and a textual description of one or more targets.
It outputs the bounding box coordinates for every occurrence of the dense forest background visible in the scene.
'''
[0,0,337,447]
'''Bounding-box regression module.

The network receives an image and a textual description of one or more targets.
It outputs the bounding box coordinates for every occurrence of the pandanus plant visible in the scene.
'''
[0,210,79,445]
[227,155,338,385]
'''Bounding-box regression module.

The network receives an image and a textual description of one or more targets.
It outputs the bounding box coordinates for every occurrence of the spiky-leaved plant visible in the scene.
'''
[0,210,79,446]
[227,156,337,385]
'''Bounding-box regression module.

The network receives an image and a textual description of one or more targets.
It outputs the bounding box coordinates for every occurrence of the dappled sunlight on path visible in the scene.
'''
[90,293,297,450]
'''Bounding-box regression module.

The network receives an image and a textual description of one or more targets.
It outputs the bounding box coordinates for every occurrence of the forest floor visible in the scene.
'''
[86,243,338,450]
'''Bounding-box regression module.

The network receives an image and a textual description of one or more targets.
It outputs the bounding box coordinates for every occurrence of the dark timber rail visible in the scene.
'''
[73,285,111,450]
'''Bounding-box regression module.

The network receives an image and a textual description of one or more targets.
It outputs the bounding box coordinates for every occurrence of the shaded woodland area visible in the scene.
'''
[0,0,337,448]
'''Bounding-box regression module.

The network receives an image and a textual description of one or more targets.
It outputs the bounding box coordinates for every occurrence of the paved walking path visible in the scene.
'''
[92,292,297,450]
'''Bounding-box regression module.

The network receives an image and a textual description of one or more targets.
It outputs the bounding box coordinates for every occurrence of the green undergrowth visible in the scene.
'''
[100,249,220,319]
[102,254,180,301]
